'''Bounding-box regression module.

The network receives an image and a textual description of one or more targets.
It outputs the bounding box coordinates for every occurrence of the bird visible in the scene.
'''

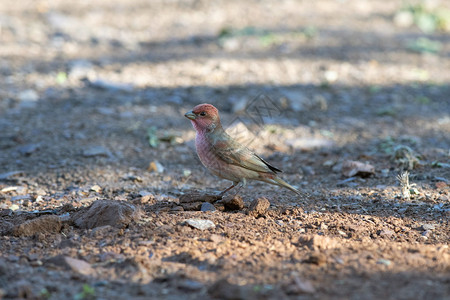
[184,103,300,197]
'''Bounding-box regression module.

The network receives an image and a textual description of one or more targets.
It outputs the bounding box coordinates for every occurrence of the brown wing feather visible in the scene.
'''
[211,132,282,174]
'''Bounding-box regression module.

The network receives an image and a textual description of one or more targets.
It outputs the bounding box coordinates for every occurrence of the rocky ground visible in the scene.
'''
[0,0,449,299]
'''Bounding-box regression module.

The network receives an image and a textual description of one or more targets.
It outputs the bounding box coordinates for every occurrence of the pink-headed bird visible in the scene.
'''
[185,103,300,196]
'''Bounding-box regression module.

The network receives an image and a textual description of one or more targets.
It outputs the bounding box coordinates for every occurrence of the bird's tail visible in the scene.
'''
[271,176,301,195]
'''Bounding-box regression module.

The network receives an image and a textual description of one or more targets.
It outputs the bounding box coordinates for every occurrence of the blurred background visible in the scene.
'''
[0,0,449,195]
[0,1,449,299]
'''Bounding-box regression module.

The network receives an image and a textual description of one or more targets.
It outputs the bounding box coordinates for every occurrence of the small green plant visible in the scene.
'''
[396,1,450,33]
[407,37,442,54]
[39,288,51,299]
[74,284,96,300]
[147,126,159,148]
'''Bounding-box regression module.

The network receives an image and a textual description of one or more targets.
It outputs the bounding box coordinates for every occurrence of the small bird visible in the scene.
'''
[184,103,300,196]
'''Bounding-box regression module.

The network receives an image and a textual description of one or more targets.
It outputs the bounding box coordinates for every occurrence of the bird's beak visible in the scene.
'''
[184,111,196,120]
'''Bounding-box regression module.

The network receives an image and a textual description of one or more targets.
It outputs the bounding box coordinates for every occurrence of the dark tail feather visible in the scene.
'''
[271,177,301,195]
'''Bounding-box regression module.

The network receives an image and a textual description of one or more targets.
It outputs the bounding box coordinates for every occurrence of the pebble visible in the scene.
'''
[177,279,204,292]
[148,161,164,173]
[376,259,391,266]
[284,276,316,295]
[223,195,244,211]
[46,255,95,276]
[17,90,39,108]
[68,60,94,80]
[10,204,20,211]
[82,146,112,157]
[89,185,102,193]
[285,138,334,151]
[11,195,31,202]
[0,171,24,180]
[378,229,395,237]
[88,79,134,92]
[184,219,215,231]
[201,202,216,212]
[17,143,40,156]
[421,224,436,231]
[248,197,270,217]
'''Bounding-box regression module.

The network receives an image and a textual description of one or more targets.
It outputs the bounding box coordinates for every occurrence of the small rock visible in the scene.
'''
[376,259,391,266]
[46,255,94,276]
[247,197,270,217]
[11,195,32,202]
[201,202,216,212]
[71,200,142,229]
[184,219,215,231]
[421,224,436,231]
[297,235,338,250]
[87,79,134,92]
[378,229,395,238]
[68,59,95,81]
[276,220,285,226]
[284,276,316,295]
[0,171,24,180]
[136,191,155,204]
[178,279,204,292]
[9,204,20,211]
[90,185,102,193]
[286,138,334,151]
[17,143,40,156]
[223,195,244,211]
[17,90,39,108]
[12,215,62,237]
[342,160,375,177]
[82,145,112,157]
[422,230,431,237]
[148,161,164,173]
[171,205,184,212]
[179,192,221,203]
[302,253,327,266]
[121,174,143,182]
[0,186,19,193]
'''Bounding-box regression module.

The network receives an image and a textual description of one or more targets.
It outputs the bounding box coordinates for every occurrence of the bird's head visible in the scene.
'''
[185,103,222,132]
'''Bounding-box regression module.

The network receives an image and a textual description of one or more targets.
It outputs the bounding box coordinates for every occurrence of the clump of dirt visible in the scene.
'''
[11,215,62,237]
[247,197,270,217]
[223,195,245,211]
[71,200,142,229]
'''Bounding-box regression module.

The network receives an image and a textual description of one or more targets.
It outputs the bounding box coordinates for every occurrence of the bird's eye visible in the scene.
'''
[199,112,206,116]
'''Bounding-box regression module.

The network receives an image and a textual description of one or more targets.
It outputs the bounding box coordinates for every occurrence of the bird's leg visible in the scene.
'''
[230,178,246,197]
[219,181,238,198]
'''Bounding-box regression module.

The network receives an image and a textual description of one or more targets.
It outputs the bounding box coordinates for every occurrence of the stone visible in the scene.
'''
[71,200,142,229]
[82,145,112,157]
[201,202,216,212]
[184,219,215,231]
[12,215,62,237]
[46,255,95,276]
[223,195,244,211]
[247,197,270,217]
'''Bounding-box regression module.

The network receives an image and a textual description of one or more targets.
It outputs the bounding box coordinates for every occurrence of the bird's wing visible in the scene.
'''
[211,133,281,174]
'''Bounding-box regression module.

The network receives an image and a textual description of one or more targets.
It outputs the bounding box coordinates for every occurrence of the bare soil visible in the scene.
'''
[0,1,449,299]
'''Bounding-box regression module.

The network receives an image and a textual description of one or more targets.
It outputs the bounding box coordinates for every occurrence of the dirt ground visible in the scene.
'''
[0,0,449,299]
